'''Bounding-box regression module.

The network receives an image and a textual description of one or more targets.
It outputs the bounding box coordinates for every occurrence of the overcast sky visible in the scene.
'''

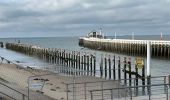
[0,0,170,37]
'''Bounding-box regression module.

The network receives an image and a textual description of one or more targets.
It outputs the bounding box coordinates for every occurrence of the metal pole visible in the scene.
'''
[22,94,25,100]
[73,70,76,100]
[164,76,166,93]
[166,85,168,100]
[90,91,93,100]
[111,89,113,100]
[101,81,104,100]
[84,83,87,100]
[147,41,151,100]
[130,88,132,100]
[147,41,151,77]
[27,78,30,100]
[66,84,69,100]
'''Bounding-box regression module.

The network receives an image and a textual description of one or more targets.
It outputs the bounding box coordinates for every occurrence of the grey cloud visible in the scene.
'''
[0,0,170,37]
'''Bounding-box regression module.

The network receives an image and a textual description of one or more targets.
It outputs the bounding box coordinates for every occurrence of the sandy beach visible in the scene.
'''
[0,62,124,100]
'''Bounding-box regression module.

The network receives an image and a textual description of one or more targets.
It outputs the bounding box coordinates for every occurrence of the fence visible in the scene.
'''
[90,84,169,100]
[66,76,170,100]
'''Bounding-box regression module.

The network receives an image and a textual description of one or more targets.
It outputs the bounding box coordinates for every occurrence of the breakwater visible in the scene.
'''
[5,43,97,76]
[79,37,170,58]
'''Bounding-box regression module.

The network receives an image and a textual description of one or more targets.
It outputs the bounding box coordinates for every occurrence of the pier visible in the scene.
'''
[79,37,170,58]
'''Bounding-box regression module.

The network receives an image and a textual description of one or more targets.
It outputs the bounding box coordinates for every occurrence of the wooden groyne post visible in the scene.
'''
[0,42,4,48]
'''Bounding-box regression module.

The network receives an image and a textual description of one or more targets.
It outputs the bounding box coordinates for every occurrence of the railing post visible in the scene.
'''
[84,83,87,100]
[90,91,93,100]
[147,41,151,100]
[27,78,30,100]
[166,85,168,100]
[147,77,151,100]
[22,94,25,100]
[110,89,113,100]
[101,81,104,100]
[73,74,76,100]
[66,84,69,100]
[164,76,167,93]
[130,88,132,100]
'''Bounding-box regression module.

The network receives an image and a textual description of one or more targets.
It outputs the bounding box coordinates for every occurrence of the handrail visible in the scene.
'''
[67,75,167,85]
[0,56,28,99]
[0,56,21,68]
[89,83,169,92]
[0,82,28,97]
[0,91,17,100]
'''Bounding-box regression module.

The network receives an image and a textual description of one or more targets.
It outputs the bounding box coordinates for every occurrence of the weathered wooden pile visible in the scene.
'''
[79,38,170,58]
[0,42,3,48]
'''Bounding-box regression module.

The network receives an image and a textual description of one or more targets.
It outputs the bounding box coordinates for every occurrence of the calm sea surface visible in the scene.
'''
[0,35,170,76]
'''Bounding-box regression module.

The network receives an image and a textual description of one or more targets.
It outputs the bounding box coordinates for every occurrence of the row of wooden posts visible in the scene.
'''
[5,43,148,94]
[5,43,97,76]
[99,54,146,95]
[79,38,170,59]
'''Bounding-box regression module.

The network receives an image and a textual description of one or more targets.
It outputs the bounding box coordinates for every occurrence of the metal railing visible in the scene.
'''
[89,83,169,100]
[66,76,170,100]
[0,91,16,100]
[0,56,28,100]
[0,82,27,100]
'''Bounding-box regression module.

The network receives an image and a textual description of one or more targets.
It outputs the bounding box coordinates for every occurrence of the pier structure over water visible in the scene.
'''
[79,37,170,58]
